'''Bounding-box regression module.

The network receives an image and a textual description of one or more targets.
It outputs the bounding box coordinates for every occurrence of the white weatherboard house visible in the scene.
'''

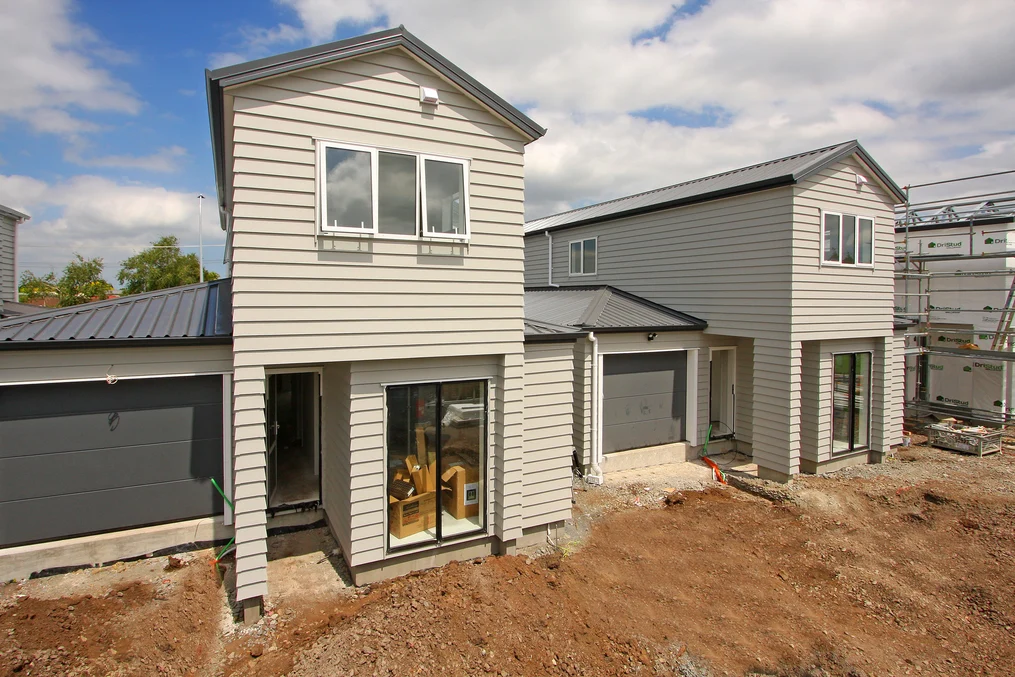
[523,140,909,483]
[0,204,31,315]
[0,27,908,623]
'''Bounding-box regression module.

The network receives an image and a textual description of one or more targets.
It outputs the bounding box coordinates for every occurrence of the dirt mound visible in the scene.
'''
[1,558,225,676]
[4,445,1015,676]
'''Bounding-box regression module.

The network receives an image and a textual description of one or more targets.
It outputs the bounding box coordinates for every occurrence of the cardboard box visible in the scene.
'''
[441,465,480,520]
[389,490,436,540]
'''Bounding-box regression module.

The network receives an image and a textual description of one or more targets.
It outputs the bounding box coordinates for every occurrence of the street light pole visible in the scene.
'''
[197,194,205,283]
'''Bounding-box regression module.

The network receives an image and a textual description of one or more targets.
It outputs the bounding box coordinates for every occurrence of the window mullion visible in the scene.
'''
[849,354,857,450]
[419,155,429,236]
[435,383,443,544]
[370,147,380,234]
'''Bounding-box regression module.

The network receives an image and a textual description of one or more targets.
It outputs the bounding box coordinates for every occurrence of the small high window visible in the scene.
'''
[318,140,469,240]
[569,237,597,275]
[823,212,873,266]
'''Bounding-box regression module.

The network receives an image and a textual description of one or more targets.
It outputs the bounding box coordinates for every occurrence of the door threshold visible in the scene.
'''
[267,499,320,518]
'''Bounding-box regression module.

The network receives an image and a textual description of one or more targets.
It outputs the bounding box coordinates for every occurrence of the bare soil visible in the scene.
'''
[2,443,1014,676]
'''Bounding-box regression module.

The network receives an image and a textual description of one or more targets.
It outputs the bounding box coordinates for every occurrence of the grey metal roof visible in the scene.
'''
[523,318,583,339]
[207,26,546,233]
[524,286,706,334]
[524,140,906,235]
[0,279,232,349]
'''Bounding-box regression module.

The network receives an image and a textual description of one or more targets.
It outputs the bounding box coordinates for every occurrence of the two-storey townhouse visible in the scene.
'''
[0,27,570,622]
[523,142,908,483]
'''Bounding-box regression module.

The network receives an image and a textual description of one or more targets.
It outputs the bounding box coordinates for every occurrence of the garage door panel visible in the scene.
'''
[0,479,223,548]
[0,438,222,503]
[603,419,682,454]
[599,370,678,398]
[0,377,223,420]
[1,403,222,458]
[601,393,685,427]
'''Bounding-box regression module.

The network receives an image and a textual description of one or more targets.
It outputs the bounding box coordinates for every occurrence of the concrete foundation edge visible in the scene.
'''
[800,449,878,475]
[0,516,232,582]
[601,442,694,473]
[349,536,501,586]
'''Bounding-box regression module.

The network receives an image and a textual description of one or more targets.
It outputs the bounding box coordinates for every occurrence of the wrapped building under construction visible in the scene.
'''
[895,169,1015,423]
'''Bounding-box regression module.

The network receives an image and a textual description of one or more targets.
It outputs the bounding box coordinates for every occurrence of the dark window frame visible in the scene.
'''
[830,351,873,454]
[383,378,489,554]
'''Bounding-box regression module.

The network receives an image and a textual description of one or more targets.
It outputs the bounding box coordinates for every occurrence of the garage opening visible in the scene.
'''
[0,375,224,548]
[266,372,320,509]
[602,351,687,454]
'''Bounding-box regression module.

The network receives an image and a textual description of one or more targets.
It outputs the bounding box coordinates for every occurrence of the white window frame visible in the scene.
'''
[316,140,470,242]
[821,210,875,268]
[569,236,598,276]
[420,154,471,241]
[318,140,379,235]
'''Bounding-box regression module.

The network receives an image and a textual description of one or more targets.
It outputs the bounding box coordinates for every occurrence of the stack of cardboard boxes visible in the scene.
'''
[388,452,437,539]
[388,426,483,539]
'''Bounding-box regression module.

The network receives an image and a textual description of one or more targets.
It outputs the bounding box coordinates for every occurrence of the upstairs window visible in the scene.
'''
[569,237,597,275]
[319,140,469,240]
[823,212,873,266]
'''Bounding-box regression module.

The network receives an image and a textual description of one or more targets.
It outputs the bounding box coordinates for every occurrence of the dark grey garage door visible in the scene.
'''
[0,375,224,548]
[602,352,687,454]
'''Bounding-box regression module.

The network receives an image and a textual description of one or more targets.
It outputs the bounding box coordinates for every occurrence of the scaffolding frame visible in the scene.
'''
[896,169,1015,423]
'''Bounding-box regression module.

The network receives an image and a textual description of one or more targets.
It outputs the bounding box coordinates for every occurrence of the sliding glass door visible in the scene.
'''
[832,352,871,454]
[385,380,487,550]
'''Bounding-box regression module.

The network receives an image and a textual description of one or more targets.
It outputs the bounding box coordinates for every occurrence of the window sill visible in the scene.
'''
[319,230,470,244]
[568,272,598,277]
[820,261,875,269]
[385,526,493,558]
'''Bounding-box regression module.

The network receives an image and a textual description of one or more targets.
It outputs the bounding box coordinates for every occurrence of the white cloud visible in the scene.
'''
[0,174,224,282]
[267,0,1015,218]
[209,22,307,69]
[0,0,140,138]
[64,145,188,173]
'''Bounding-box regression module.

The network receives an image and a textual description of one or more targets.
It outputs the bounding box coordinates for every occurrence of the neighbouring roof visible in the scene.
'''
[524,140,906,236]
[0,279,232,349]
[524,286,706,338]
[0,301,48,320]
[207,26,546,232]
[0,204,30,222]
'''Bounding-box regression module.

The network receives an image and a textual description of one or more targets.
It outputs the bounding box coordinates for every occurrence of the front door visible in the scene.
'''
[709,348,736,439]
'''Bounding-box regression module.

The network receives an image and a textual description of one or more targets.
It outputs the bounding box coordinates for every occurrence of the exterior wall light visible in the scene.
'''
[647,332,657,341]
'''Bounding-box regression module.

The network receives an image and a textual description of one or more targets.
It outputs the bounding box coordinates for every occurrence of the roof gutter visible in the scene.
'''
[578,324,706,333]
[0,336,234,351]
[523,331,587,343]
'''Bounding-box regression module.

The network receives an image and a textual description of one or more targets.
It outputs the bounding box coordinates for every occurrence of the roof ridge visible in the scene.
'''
[525,140,856,228]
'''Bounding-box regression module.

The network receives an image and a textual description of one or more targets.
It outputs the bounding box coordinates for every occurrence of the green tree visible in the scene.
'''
[58,254,114,307]
[117,235,219,295]
[18,270,58,303]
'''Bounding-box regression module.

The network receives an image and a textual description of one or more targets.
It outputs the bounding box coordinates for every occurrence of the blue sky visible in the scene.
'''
[2,0,1014,286]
